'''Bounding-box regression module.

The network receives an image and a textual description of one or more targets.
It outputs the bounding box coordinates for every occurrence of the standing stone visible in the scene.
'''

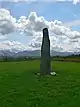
[40,28,51,76]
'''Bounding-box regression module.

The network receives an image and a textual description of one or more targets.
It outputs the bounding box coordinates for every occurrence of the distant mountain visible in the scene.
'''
[0,50,15,57]
[0,49,79,58]
[15,50,73,57]
[14,50,41,58]
[51,50,73,56]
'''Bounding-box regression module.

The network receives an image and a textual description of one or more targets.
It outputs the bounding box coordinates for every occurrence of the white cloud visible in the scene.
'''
[23,12,80,52]
[0,9,80,52]
[73,0,80,4]
[0,41,27,52]
[0,0,80,4]
[0,8,17,35]
[0,0,37,3]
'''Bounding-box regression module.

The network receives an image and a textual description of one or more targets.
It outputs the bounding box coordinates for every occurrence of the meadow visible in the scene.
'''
[0,60,80,107]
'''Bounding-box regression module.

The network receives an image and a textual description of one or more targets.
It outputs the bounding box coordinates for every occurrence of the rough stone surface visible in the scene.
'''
[40,28,51,76]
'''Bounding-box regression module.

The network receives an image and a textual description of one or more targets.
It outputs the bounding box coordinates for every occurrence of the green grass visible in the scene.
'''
[0,60,80,107]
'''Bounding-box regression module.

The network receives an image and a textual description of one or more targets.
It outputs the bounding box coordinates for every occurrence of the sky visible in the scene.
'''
[0,0,80,52]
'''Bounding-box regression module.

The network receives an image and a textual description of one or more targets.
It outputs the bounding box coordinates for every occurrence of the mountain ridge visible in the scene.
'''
[0,50,79,58]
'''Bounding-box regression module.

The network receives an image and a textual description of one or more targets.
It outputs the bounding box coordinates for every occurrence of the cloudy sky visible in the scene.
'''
[0,0,80,52]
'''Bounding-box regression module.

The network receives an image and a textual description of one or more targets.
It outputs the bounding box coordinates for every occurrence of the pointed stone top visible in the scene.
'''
[43,28,48,30]
[43,28,48,32]
[43,28,48,34]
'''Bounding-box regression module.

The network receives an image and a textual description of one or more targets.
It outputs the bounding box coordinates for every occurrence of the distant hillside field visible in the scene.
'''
[0,55,80,62]
[52,56,80,62]
[0,60,80,107]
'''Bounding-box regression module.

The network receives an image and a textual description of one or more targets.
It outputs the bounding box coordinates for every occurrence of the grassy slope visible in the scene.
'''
[52,57,80,62]
[0,60,80,107]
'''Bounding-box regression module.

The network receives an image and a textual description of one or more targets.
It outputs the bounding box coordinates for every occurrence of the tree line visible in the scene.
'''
[0,54,80,62]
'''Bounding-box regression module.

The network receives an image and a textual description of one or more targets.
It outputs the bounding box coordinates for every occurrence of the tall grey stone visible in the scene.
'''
[40,28,51,76]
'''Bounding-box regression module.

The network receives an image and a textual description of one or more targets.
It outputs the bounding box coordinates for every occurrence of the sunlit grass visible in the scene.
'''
[0,60,80,107]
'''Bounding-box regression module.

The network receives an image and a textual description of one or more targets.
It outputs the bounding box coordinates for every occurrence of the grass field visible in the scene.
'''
[0,60,80,107]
